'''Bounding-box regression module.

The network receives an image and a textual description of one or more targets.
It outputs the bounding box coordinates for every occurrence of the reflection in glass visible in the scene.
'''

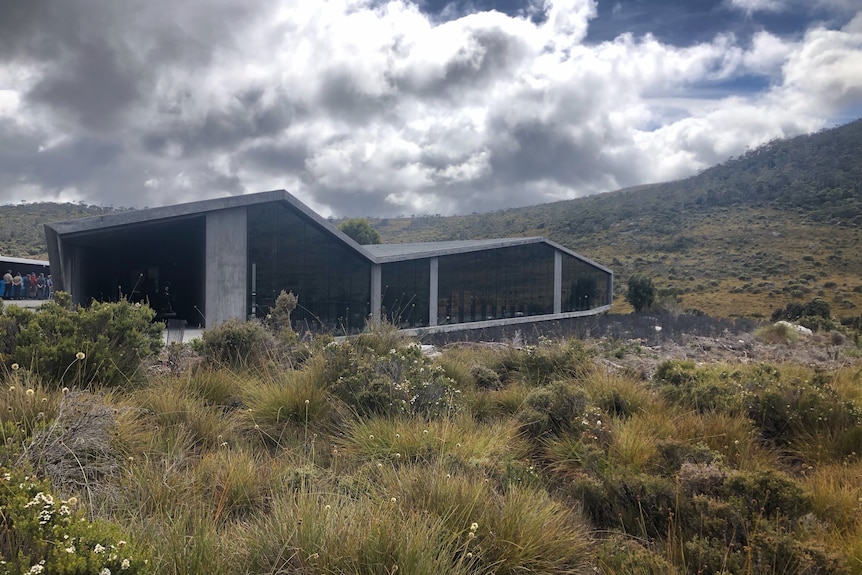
[562,255,610,312]
[247,204,371,333]
[381,260,430,327]
[436,243,555,325]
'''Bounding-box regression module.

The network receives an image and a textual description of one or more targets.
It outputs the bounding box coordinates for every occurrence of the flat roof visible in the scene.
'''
[0,255,50,267]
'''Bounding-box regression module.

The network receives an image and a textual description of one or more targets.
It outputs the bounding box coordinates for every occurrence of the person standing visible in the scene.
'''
[2,270,11,299]
[36,273,46,299]
[11,272,23,300]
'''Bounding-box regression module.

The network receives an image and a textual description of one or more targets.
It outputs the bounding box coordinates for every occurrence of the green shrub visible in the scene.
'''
[626,275,656,313]
[517,380,589,438]
[2,297,162,388]
[0,466,151,574]
[493,339,592,387]
[470,364,502,390]
[573,473,679,539]
[771,297,834,328]
[755,321,800,344]
[596,536,680,575]
[721,469,810,519]
[263,290,297,342]
[199,318,277,369]
[745,370,862,458]
[322,340,460,418]
[653,361,743,414]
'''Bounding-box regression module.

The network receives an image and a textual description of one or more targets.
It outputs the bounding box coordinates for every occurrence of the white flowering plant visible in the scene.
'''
[0,466,150,575]
[324,339,460,418]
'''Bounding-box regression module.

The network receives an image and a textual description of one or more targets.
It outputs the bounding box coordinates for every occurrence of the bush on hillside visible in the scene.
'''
[626,275,656,313]
[1,296,162,388]
[771,297,837,331]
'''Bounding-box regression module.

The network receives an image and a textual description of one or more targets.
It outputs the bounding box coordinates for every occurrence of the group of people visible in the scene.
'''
[2,270,52,300]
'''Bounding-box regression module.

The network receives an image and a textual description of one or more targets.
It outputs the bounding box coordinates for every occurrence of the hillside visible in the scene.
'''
[371,118,862,319]
[0,202,128,260]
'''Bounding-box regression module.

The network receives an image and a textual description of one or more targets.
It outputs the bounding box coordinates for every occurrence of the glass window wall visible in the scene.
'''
[381,260,430,328]
[247,204,371,333]
[561,254,610,312]
[437,243,555,325]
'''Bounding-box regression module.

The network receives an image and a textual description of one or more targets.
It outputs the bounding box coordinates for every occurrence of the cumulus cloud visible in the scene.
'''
[0,0,860,216]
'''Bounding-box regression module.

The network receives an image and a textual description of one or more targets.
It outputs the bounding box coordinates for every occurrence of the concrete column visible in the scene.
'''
[553,250,562,314]
[205,207,247,327]
[429,257,438,327]
[68,244,83,306]
[607,272,614,308]
[370,264,382,325]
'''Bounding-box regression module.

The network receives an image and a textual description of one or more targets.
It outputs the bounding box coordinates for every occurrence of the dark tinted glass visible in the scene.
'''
[247,204,371,332]
[437,243,555,324]
[561,254,610,312]
[381,260,430,327]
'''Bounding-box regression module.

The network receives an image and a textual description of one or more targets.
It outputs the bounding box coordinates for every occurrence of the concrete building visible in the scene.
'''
[44,190,612,332]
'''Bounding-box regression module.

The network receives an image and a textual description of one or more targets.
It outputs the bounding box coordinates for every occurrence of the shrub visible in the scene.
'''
[755,321,799,344]
[0,466,151,574]
[721,469,811,519]
[517,380,589,438]
[470,364,502,390]
[199,318,277,369]
[492,339,592,387]
[2,297,163,388]
[626,275,656,313]
[653,361,743,414]
[321,339,460,418]
[747,372,862,460]
[263,290,297,341]
[771,297,833,324]
[596,536,680,575]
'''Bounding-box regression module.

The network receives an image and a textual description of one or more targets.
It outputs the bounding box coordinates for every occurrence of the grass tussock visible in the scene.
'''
[4,327,862,575]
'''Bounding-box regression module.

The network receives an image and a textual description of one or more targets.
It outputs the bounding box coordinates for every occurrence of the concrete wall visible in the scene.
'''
[205,207,247,327]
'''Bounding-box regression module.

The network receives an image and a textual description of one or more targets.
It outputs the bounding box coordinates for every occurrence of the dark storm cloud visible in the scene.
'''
[489,120,618,185]
[143,88,299,157]
[28,42,143,131]
[0,0,260,132]
[0,120,43,194]
[317,69,397,123]
[31,138,123,190]
[238,141,310,174]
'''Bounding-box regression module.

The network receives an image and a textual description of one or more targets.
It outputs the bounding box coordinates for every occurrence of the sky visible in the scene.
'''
[0,0,861,217]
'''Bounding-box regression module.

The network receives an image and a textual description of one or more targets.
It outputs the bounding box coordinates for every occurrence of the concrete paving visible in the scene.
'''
[0,298,50,309]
